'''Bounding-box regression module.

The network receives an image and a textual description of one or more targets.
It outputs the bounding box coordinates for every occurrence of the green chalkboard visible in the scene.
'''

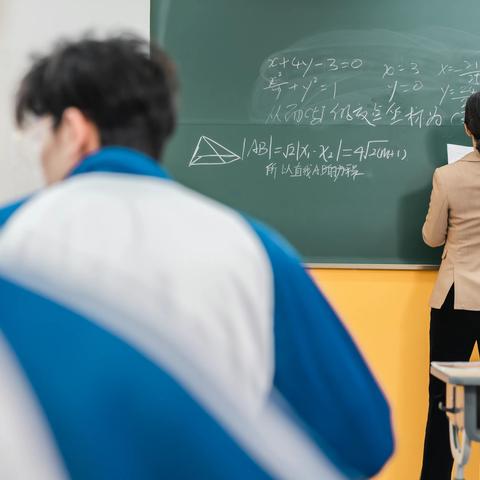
[151,0,480,266]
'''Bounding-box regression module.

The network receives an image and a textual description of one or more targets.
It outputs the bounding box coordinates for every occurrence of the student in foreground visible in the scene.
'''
[0,34,394,479]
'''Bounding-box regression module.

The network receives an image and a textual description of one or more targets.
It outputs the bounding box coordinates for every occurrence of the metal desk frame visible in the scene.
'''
[431,362,480,480]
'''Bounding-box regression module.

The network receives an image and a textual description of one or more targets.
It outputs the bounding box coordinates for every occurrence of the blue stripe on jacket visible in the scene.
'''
[0,275,273,480]
[0,197,29,228]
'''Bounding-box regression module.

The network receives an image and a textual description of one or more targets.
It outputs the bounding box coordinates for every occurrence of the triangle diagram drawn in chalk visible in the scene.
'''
[189,136,241,166]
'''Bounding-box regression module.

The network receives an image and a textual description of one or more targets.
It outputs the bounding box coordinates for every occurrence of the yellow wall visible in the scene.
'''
[310,269,480,480]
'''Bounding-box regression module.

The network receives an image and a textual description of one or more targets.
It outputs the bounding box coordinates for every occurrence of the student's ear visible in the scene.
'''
[59,107,100,159]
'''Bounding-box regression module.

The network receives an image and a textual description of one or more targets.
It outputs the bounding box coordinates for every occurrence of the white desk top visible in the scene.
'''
[431,361,480,386]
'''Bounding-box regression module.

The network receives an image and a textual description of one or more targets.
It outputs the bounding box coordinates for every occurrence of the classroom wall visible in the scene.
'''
[311,269,480,480]
[0,0,150,203]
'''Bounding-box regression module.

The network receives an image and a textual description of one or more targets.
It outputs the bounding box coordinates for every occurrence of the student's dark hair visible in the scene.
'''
[15,33,178,161]
[465,91,480,154]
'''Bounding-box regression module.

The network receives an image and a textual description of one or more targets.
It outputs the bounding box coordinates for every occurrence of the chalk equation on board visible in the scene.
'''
[255,55,480,127]
[189,135,408,182]
[248,24,480,129]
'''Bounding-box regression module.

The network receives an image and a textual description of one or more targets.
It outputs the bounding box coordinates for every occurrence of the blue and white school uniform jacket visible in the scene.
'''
[0,274,342,480]
[0,147,394,478]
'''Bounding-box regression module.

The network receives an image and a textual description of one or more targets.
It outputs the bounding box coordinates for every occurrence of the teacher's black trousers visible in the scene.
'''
[420,286,480,479]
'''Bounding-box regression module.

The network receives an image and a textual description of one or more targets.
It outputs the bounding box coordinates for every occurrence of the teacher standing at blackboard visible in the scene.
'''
[421,91,480,479]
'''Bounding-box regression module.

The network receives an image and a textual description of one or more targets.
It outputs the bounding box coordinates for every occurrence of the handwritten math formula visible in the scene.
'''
[258,54,480,127]
[242,137,407,182]
[242,137,407,163]
[189,135,408,183]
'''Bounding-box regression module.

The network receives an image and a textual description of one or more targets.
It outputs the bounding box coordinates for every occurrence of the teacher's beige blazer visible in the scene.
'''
[423,150,480,310]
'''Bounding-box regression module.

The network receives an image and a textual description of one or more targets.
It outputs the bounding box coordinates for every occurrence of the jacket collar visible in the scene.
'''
[0,147,172,230]
[68,147,172,180]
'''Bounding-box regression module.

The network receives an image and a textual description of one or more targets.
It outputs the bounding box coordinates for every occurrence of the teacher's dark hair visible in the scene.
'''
[15,34,178,161]
[465,91,480,154]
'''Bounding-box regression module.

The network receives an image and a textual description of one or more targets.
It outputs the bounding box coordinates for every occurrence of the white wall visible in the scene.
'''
[0,0,150,202]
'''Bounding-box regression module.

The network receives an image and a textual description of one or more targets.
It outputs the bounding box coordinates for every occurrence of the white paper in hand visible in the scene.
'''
[447,144,472,164]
